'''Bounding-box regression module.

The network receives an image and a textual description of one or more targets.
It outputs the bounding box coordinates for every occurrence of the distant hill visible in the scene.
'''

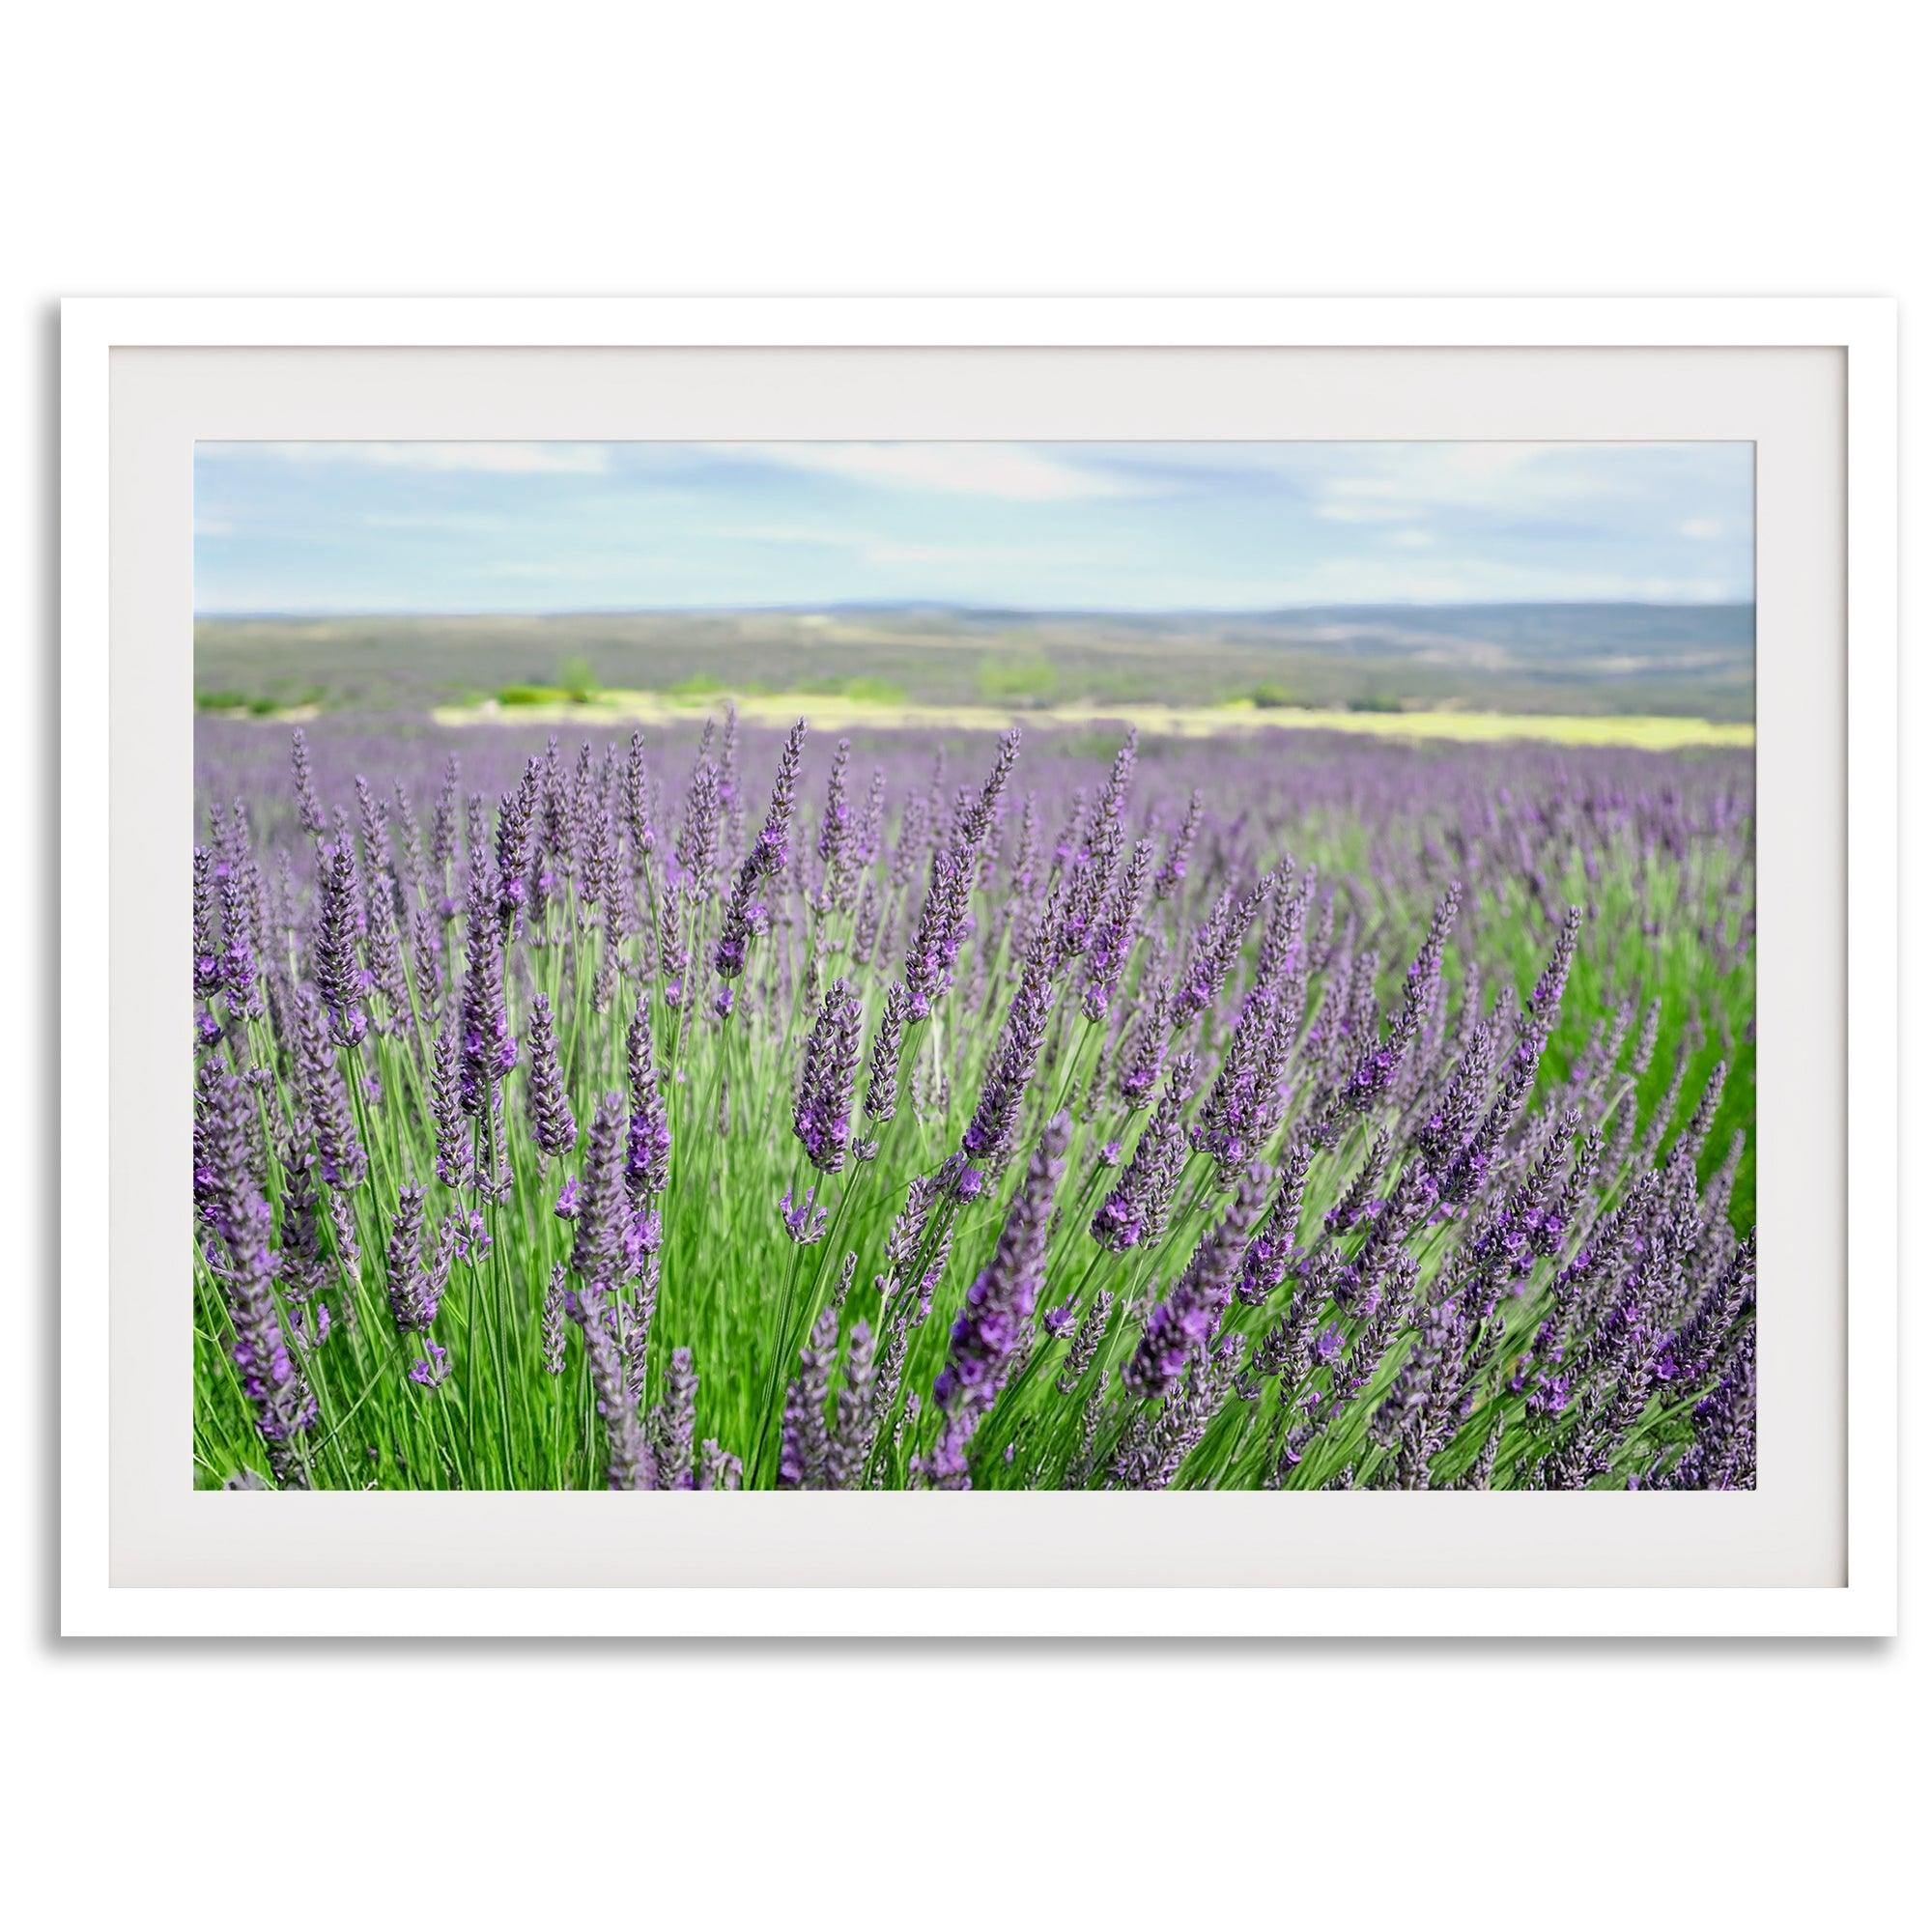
[194,602,1755,722]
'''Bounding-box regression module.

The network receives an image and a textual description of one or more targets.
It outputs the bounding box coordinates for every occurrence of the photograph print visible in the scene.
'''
[191,440,1757,1493]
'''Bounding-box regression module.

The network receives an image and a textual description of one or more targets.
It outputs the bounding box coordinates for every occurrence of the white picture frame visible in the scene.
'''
[61,297,1898,1637]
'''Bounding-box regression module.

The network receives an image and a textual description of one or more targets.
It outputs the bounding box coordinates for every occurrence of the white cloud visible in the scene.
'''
[1679,517,1724,539]
[718,442,1151,501]
[1306,445,1623,526]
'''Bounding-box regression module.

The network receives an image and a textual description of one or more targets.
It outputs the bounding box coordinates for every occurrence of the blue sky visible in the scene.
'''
[193,441,1754,615]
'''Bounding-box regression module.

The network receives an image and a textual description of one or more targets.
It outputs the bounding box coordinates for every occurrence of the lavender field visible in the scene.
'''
[193,712,1755,1492]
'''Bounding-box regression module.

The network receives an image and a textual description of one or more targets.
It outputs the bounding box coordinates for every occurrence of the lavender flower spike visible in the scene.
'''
[714,718,807,979]
[314,843,369,1047]
[384,1184,450,1333]
[863,981,909,1128]
[523,992,578,1159]
[624,992,671,1201]
[927,1111,1070,1487]
[779,1306,838,1490]
[196,1065,318,1474]
[571,1093,632,1286]
[1092,1054,1195,1252]
[289,726,327,838]
[457,863,516,1117]
[793,978,864,1174]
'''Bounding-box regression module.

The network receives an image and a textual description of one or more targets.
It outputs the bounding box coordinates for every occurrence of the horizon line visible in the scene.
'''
[194,594,1759,622]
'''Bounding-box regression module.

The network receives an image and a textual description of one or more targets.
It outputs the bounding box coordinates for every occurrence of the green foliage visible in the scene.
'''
[839,675,909,706]
[1249,680,1297,709]
[556,653,599,703]
[497,684,567,706]
[976,653,1060,706]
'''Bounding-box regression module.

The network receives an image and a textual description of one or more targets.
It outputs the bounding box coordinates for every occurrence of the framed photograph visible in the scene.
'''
[60,297,1897,1636]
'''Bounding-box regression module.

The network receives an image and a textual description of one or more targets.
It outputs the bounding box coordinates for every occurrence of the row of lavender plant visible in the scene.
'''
[192,712,1755,1491]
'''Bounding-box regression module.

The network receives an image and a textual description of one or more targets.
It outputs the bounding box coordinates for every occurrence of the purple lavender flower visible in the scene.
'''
[624,992,671,1201]
[314,843,369,1047]
[793,977,864,1174]
[523,992,578,1159]
[494,758,541,920]
[1668,1326,1755,1491]
[622,730,654,862]
[959,924,1056,1174]
[1153,787,1202,901]
[779,1306,838,1490]
[672,724,722,888]
[1235,1140,1313,1308]
[274,1140,328,1309]
[826,1319,877,1491]
[568,1284,659,1491]
[655,1347,699,1490]
[458,863,516,1117]
[384,1184,450,1332]
[1667,1229,1757,1390]
[1080,836,1152,1020]
[1057,729,1136,962]
[714,718,806,980]
[570,1092,631,1286]
[289,726,327,838]
[408,1339,452,1389]
[429,1021,469,1190]
[780,1182,829,1245]
[1115,974,1173,1109]
[541,1263,567,1374]
[1172,872,1272,1024]
[863,981,908,1128]
[926,1113,1069,1487]
[429,753,460,869]
[902,727,1020,1018]
[1191,984,1290,1179]
[1342,881,1462,1112]
[292,986,366,1188]
[816,735,852,888]
[445,1205,492,1265]
[192,846,223,998]
[195,1065,318,1471]
[1092,1054,1194,1251]
[410,903,443,1032]
[1122,1164,1268,1399]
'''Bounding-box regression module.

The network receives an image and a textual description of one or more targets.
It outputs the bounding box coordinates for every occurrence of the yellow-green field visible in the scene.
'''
[419,688,1753,751]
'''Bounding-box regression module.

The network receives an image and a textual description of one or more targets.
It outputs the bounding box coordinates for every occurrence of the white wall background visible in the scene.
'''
[5,5,1918,1924]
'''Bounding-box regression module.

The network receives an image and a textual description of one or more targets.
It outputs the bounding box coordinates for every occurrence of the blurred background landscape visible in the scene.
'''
[195,598,1754,725]
[194,440,1754,742]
